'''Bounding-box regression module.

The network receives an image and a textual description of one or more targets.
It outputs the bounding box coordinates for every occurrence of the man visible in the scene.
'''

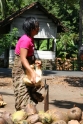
[78,45,83,60]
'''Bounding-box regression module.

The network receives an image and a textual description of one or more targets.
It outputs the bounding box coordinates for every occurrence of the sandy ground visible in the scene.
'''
[0,72,83,114]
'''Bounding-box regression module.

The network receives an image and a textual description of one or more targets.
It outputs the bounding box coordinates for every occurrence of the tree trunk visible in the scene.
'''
[4,49,9,68]
[78,0,83,70]
[79,0,83,47]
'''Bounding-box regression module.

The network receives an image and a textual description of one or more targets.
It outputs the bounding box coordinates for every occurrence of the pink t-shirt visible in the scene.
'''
[15,34,34,57]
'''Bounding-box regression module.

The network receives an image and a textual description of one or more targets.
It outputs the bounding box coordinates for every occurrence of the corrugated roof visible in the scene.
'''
[0,2,66,32]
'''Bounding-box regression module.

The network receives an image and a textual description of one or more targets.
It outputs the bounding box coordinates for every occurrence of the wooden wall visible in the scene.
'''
[11,8,57,39]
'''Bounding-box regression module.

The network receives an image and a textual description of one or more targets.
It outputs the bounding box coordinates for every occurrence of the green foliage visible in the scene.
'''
[35,40,47,50]
[35,39,53,51]
[0,0,7,18]
[56,32,78,59]
[39,0,79,33]
[0,28,19,55]
[39,40,48,50]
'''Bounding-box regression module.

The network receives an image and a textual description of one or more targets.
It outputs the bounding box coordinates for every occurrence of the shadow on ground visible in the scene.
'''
[49,100,83,111]
[64,77,83,87]
[0,68,12,78]
[0,91,14,96]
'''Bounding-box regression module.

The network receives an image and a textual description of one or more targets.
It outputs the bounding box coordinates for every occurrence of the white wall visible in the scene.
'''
[9,50,55,65]
[11,8,57,38]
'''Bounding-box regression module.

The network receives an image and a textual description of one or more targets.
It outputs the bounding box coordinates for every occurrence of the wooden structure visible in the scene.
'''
[0,2,65,68]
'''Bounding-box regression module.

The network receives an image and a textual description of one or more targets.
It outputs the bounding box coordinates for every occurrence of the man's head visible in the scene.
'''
[23,17,39,37]
[78,45,83,60]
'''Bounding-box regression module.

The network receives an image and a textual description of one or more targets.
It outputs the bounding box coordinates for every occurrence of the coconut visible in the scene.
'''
[68,120,80,124]
[38,111,52,124]
[52,111,68,122]
[80,120,83,124]
[2,111,13,124]
[23,75,41,87]
[67,107,82,121]
[46,108,58,114]
[23,63,42,87]
[52,120,67,124]
[34,122,43,124]
[18,120,28,124]
[46,109,69,123]
[24,103,38,116]
[11,110,27,122]
[0,117,7,124]
[27,114,39,124]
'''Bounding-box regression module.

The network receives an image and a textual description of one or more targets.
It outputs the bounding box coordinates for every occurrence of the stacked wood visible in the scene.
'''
[42,59,55,70]
[55,58,72,71]
[55,57,83,71]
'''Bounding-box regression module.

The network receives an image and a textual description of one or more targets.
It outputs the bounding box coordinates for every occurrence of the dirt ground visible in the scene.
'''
[0,70,83,114]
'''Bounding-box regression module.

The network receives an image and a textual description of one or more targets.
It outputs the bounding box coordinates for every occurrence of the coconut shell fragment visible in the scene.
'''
[0,117,7,124]
[27,114,39,124]
[2,111,13,124]
[52,120,67,124]
[0,95,3,101]
[68,120,80,124]
[0,101,7,107]
[24,103,38,116]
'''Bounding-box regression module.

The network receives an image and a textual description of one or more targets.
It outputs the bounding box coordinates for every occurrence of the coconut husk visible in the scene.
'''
[1,111,13,124]
[46,109,69,123]
[67,107,82,121]
[52,120,67,124]
[11,110,27,122]
[68,120,80,124]
[34,122,43,124]
[0,101,7,107]
[24,103,38,116]
[23,75,42,87]
[18,120,28,124]
[0,117,8,124]
[27,114,39,124]
[38,111,52,124]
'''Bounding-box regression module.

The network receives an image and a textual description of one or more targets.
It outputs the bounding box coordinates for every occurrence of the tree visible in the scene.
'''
[0,0,7,18]
[0,28,19,67]
[79,0,83,47]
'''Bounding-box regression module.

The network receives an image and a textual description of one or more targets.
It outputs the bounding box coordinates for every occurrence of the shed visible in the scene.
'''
[0,2,65,69]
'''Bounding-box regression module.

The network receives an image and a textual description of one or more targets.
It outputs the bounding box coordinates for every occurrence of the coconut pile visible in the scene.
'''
[1,63,83,124]
[0,102,83,124]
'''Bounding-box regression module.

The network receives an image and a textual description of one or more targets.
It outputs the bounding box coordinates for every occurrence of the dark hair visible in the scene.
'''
[78,45,83,56]
[22,17,39,36]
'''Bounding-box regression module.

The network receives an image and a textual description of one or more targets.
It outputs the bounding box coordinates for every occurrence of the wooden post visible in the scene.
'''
[44,79,49,112]
[47,39,49,50]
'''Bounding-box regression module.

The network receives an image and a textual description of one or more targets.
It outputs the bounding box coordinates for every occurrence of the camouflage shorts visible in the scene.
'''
[12,55,36,110]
